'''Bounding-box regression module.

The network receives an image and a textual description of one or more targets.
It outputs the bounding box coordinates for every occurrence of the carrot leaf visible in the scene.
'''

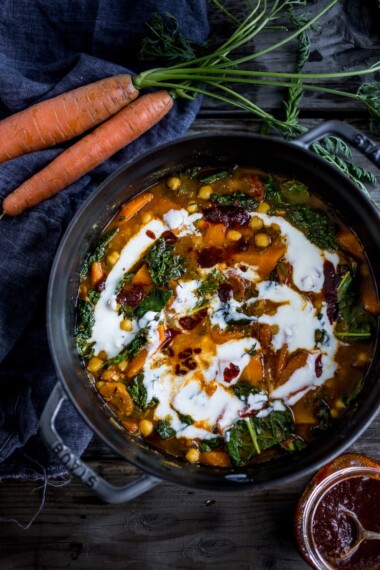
[138,12,214,65]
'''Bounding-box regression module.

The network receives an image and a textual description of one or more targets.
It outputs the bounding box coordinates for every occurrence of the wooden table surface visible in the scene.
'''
[1,2,380,569]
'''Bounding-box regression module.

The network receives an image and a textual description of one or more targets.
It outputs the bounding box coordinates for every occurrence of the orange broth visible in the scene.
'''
[76,167,378,468]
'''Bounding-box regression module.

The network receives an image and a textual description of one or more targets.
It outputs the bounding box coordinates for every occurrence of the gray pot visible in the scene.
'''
[40,120,380,503]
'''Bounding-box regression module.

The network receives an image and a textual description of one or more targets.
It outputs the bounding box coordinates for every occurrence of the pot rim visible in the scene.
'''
[46,131,380,490]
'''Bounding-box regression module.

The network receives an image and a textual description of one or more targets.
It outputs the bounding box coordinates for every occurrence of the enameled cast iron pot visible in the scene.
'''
[40,121,380,503]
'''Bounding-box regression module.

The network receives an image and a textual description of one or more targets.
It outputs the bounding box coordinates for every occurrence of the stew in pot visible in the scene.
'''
[75,167,379,468]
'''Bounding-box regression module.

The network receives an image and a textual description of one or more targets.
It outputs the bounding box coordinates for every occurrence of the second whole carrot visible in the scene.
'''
[0,74,139,164]
[2,90,174,216]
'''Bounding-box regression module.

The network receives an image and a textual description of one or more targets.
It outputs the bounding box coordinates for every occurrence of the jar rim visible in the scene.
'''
[302,466,380,570]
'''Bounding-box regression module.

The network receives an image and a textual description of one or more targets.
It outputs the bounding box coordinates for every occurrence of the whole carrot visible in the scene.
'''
[3,91,173,216]
[0,75,138,163]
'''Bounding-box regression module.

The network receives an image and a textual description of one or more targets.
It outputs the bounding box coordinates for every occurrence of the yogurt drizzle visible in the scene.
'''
[89,208,342,439]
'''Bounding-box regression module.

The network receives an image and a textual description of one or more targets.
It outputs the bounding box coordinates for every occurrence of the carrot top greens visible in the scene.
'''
[135,0,380,191]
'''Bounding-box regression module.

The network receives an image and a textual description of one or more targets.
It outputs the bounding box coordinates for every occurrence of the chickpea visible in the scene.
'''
[107,250,120,266]
[167,176,181,191]
[118,360,128,372]
[198,185,213,200]
[120,319,133,331]
[257,202,270,214]
[227,230,242,241]
[186,448,200,463]
[255,232,271,248]
[87,357,104,373]
[139,419,154,437]
[249,216,264,231]
[187,201,198,213]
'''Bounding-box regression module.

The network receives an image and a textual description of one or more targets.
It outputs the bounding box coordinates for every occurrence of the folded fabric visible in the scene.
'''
[0,0,209,479]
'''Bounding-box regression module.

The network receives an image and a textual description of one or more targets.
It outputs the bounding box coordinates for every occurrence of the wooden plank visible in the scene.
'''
[0,415,379,569]
[202,1,380,113]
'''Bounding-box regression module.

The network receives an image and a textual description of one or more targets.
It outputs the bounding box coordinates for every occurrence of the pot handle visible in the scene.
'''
[293,120,380,169]
[39,383,160,504]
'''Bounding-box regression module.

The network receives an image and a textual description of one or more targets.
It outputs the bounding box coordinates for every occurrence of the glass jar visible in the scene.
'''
[294,453,380,570]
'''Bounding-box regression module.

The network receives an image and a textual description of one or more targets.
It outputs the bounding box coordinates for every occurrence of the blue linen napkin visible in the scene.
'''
[0,0,209,479]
